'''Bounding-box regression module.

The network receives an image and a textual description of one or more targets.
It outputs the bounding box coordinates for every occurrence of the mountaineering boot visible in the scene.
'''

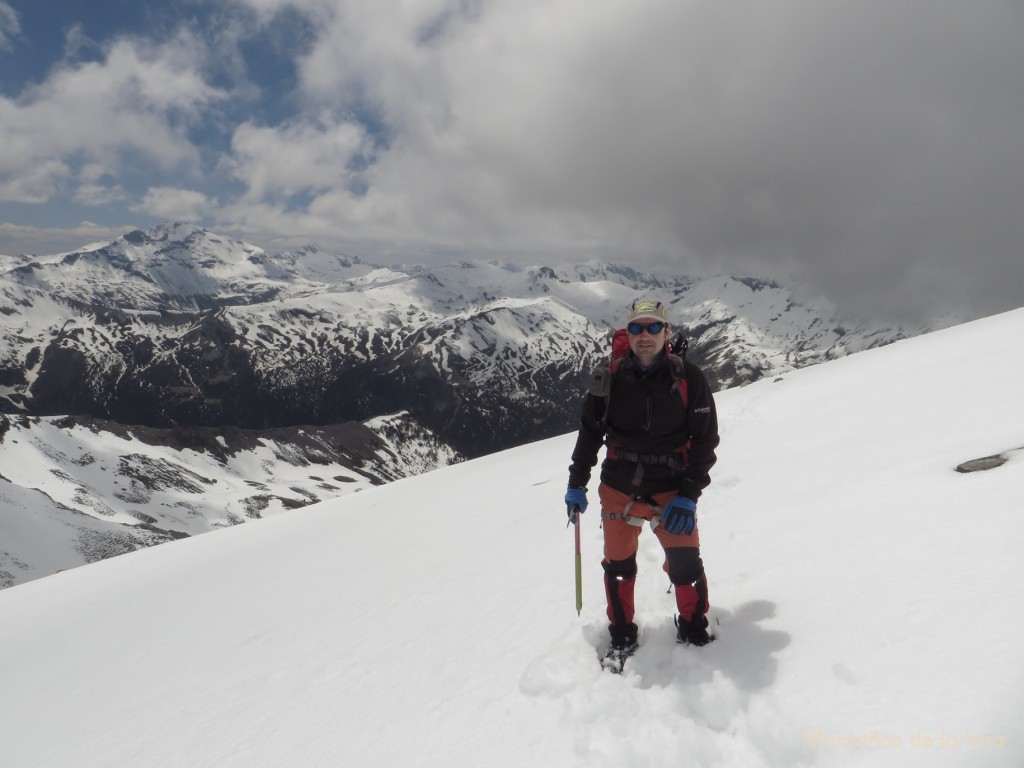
[600,622,639,673]
[675,614,714,646]
[609,621,639,652]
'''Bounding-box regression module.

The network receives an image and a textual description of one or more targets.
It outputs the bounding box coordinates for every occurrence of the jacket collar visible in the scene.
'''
[629,350,668,373]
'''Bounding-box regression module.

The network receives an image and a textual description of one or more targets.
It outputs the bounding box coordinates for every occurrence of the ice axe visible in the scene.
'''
[571,508,583,615]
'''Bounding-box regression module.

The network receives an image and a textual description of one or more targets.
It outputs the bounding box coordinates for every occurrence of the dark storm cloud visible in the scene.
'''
[323,0,1024,324]
[660,1,1024,322]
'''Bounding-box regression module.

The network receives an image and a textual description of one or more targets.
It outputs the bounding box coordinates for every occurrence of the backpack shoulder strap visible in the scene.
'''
[666,353,689,409]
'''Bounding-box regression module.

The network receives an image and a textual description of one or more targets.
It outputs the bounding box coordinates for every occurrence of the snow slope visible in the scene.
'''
[1,309,1021,767]
[0,412,459,588]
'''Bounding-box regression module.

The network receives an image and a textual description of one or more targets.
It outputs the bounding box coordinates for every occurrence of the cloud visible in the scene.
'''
[0,29,226,203]
[225,118,371,202]
[0,1,19,51]
[221,0,1024,322]
[0,221,135,256]
[73,184,127,206]
[0,159,71,204]
[4,0,1024,324]
[133,187,215,221]
[71,163,127,207]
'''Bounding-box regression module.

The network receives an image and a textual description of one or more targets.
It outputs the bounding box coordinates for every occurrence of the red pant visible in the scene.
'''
[599,483,708,625]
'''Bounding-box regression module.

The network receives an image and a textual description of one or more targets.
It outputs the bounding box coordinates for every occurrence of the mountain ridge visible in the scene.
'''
[1,221,941,456]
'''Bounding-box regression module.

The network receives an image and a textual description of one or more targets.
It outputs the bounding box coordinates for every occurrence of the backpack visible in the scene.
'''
[588,328,690,412]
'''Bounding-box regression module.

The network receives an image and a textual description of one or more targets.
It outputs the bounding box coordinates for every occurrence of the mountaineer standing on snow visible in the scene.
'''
[565,298,720,664]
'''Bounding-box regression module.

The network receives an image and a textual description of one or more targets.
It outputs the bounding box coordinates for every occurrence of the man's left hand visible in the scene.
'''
[660,496,697,535]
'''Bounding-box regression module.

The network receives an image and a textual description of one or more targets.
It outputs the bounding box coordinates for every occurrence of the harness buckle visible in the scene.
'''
[620,496,663,530]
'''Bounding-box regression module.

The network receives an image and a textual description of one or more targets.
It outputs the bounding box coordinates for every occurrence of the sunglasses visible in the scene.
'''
[627,322,665,336]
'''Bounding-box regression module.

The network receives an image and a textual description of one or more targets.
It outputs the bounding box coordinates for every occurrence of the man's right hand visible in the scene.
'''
[565,487,588,523]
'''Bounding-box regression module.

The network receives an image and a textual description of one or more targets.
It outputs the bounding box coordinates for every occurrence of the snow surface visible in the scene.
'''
[1,309,1022,767]
[0,410,458,587]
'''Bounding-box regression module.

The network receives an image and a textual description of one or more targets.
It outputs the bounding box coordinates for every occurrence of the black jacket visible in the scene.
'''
[568,352,719,500]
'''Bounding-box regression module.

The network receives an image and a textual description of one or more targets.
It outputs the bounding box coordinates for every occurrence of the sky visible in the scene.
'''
[2,307,1023,767]
[1,0,1023,324]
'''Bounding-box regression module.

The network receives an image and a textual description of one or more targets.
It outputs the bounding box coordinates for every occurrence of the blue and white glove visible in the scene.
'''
[660,496,697,535]
[565,487,588,523]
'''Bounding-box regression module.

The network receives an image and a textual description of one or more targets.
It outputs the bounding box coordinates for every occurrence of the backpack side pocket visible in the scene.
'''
[588,365,613,397]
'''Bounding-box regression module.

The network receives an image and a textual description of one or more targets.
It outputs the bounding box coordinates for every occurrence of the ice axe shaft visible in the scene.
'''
[574,513,583,615]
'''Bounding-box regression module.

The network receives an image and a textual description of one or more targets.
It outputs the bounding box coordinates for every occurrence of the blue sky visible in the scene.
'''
[2,0,1023,324]
[0,1,331,235]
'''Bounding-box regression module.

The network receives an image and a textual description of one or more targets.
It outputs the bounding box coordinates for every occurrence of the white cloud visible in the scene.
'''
[0,1,19,50]
[71,163,127,206]
[217,0,1024,322]
[4,0,1024,323]
[0,29,225,204]
[73,184,127,207]
[225,118,370,201]
[0,158,71,203]
[0,221,134,256]
[133,187,214,221]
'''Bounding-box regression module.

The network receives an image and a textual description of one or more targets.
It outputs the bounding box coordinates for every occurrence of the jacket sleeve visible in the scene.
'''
[679,362,720,501]
[567,392,605,489]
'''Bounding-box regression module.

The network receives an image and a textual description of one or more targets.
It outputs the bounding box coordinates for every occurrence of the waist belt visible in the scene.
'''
[607,445,684,488]
[610,448,684,469]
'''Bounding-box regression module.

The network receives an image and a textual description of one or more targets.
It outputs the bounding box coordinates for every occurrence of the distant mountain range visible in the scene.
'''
[0,222,929,453]
[0,222,946,587]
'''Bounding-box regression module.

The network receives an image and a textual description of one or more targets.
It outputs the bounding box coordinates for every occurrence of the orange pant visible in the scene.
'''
[599,483,700,562]
[598,483,708,624]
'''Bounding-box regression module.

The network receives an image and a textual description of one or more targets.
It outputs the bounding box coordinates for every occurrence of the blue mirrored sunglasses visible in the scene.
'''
[627,322,665,335]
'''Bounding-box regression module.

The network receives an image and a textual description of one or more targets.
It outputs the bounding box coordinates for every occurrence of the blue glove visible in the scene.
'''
[660,496,697,535]
[565,487,588,523]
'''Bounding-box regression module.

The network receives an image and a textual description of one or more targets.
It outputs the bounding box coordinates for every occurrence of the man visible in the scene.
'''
[565,298,720,658]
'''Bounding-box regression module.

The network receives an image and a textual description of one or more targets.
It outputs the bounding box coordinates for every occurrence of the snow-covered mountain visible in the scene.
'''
[1,308,1020,768]
[0,222,949,587]
[0,223,927,455]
